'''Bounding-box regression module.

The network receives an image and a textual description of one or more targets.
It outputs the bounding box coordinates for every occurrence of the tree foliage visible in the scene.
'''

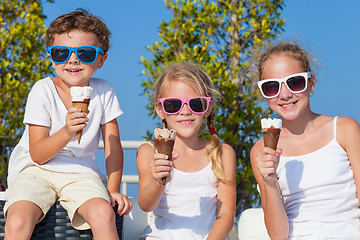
[141,0,285,216]
[0,0,53,188]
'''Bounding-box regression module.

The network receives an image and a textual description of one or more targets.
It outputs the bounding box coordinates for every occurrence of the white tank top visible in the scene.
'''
[277,117,360,239]
[141,158,230,240]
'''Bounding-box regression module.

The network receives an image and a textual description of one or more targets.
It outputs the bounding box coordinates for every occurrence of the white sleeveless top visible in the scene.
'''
[140,159,230,240]
[277,117,360,239]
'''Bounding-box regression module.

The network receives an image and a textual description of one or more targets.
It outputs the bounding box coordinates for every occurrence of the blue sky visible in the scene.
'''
[42,0,360,197]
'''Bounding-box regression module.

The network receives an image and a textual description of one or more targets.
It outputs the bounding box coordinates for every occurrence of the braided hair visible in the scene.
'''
[152,62,225,182]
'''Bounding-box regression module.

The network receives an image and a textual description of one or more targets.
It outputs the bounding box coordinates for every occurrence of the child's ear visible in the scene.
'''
[47,53,56,69]
[96,54,108,69]
[309,74,316,93]
[205,100,214,118]
[155,103,165,120]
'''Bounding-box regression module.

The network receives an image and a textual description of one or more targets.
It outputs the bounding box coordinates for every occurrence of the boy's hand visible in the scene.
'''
[109,191,132,217]
[64,107,89,137]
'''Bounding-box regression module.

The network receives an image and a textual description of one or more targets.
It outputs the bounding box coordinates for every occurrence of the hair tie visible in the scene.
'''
[209,127,216,135]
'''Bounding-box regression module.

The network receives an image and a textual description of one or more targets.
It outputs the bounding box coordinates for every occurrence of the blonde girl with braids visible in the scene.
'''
[137,62,236,240]
[251,42,360,239]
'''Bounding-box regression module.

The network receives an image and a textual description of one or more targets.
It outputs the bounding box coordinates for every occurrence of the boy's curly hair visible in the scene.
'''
[45,8,111,53]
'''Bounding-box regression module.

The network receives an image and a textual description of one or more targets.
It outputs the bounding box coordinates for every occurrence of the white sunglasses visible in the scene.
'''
[258,72,311,98]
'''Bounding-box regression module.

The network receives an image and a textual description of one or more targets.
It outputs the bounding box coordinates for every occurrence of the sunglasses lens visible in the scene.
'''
[287,76,306,92]
[77,47,97,63]
[51,47,70,63]
[261,81,280,97]
[189,98,207,113]
[163,99,182,113]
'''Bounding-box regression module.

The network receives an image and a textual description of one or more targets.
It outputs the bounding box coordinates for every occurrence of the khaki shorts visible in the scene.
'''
[4,166,110,230]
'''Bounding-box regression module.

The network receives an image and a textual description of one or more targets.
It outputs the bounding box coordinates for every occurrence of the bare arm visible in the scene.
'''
[101,119,132,216]
[250,140,289,240]
[29,107,88,164]
[207,143,236,240]
[136,143,174,212]
[337,117,360,204]
[102,119,123,193]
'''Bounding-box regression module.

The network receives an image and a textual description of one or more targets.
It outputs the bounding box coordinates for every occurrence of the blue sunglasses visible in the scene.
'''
[47,45,104,64]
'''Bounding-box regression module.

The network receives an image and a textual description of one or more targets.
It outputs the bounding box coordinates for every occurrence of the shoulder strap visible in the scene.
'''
[147,141,157,153]
[333,116,338,138]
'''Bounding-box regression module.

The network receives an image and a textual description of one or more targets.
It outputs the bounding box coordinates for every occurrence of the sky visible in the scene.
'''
[41,0,360,197]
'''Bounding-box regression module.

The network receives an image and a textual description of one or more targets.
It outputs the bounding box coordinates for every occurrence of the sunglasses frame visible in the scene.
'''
[158,97,212,115]
[257,72,312,98]
[47,45,104,64]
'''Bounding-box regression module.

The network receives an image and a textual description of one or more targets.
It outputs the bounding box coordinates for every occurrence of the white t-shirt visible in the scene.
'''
[7,77,123,184]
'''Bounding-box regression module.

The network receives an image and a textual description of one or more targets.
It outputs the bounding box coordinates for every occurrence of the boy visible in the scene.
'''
[4,9,131,240]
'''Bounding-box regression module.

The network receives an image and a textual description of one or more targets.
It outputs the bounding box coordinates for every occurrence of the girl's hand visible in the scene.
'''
[150,152,177,184]
[255,147,282,186]
[109,191,133,217]
[64,107,89,137]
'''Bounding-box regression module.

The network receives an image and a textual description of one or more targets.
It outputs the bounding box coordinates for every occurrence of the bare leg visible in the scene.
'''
[77,198,118,240]
[5,201,43,240]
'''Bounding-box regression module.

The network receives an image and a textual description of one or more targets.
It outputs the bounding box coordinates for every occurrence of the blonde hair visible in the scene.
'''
[152,62,225,182]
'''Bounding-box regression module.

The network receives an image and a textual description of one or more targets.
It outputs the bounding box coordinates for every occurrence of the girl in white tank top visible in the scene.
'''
[251,43,360,239]
[137,63,236,239]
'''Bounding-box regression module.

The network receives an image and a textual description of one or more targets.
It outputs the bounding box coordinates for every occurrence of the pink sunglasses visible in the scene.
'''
[158,97,211,115]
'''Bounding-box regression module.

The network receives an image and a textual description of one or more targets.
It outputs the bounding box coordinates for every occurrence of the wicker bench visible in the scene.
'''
[0,201,123,240]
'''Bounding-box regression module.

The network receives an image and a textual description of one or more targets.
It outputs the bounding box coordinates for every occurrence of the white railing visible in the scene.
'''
[99,140,145,150]
[100,140,145,196]
[121,175,139,196]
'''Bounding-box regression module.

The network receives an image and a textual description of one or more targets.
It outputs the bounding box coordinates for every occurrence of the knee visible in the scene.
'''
[87,202,116,227]
[5,212,36,238]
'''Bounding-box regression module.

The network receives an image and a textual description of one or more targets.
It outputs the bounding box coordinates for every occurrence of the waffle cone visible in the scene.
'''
[72,101,90,144]
[262,128,281,150]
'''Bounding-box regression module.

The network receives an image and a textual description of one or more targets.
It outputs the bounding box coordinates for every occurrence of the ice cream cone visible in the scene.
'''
[261,118,282,150]
[154,139,175,158]
[72,100,90,144]
[153,127,176,185]
[70,86,93,144]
